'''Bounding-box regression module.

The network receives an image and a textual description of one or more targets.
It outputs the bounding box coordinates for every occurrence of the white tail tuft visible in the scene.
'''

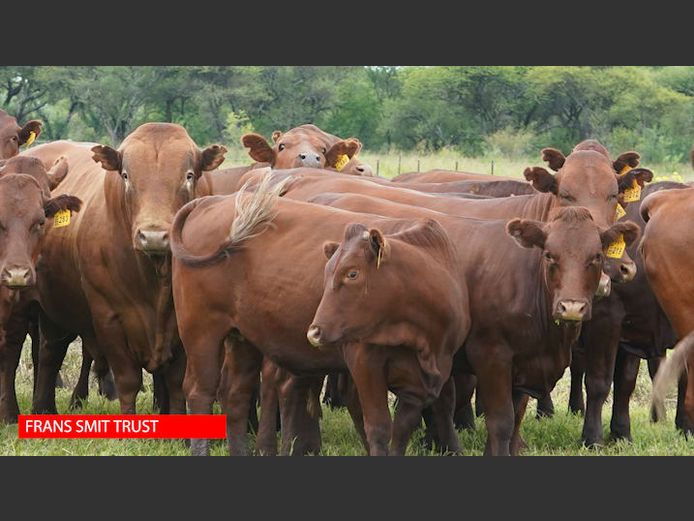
[651,331,694,422]
[229,170,288,245]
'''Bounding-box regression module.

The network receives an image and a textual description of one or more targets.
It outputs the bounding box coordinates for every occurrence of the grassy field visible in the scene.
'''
[0,337,691,456]
[1,151,692,456]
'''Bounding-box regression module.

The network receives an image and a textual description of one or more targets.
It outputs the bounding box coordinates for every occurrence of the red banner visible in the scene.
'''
[17,415,226,439]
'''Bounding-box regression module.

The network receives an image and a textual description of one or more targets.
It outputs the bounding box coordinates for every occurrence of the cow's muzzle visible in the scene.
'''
[135,229,170,255]
[297,152,322,168]
[1,266,34,288]
[617,260,637,283]
[307,325,323,348]
[554,299,589,322]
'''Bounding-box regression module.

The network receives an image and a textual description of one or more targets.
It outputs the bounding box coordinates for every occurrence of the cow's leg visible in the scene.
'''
[32,311,74,414]
[29,316,40,395]
[647,356,664,422]
[472,349,513,456]
[569,342,586,415]
[610,349,640,441]
[152,371,170,414]
[510,391,529,456]
[390,395,425,456]
[342,343,391,456]
[453,372,476,430]
[581,318,622,448]
[256,358,280,455]
[164,347,187,414]
[675,373,693,435]
[535,393,555,419]
[0,310,31,423]
[69,344,93,409]
[426,375,460,455]
[220,336,263,456]
[342,374,369,453]
[279,374,323,456]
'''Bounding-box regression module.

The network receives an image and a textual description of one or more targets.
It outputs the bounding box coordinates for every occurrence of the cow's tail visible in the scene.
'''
[171,174,288,268]
[651,330,694,421]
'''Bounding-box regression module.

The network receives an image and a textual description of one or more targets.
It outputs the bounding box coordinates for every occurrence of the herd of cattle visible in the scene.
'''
[1,107,693,456]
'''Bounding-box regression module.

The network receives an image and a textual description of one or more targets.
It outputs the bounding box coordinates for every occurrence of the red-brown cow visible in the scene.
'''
[0,171,82,422]
[0,110,42,160]
[643,187,694,433]
[26,124,226,416]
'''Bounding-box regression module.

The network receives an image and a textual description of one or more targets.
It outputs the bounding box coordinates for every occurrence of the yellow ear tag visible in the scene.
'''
[23,131,37,148]
[605,233,626,259]
[53,209,71,228]
[334,154,350,172]
[619,165,632,176]
[615,203,626,220]
[623,179,641,203]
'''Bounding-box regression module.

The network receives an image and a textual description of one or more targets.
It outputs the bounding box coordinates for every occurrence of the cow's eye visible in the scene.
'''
[608,194,617,201]
[186,172,195,182]
[560,193,574,202]
[278,143,286,151]
[11,136,18,142]
[121,171,129,181]
[321,147,327,154]
[543,251,554,262]
[346,270,359,280]
[592,253,603,264]
[33,220,45,232]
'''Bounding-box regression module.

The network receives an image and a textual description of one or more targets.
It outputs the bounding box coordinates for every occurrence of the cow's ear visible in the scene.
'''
[541,148,565,171]
[600,221,641,249]
[91,145,122,172]
[506,218,547,249]
[618,167,653,192]
[18,120,42,145]
[366,228,388,266]
[44,194,82,217]
[613,151,640,173]
[241,133,276,165]
[200,144,227,172]
[325,138,361,168]
[524,166,558,195]
[323,241,340,260]
[271,130,283,143]
[46,156,69,190]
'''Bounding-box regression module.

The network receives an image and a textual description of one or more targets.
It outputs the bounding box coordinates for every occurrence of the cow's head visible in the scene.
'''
[507,207,640,323]
[0,110,42,160]
[0,173,81,289]
[307,219,458,348]
[241,124,360,169]
[524,140,652,283]
[92,123,226,256]
[0,155,70,195]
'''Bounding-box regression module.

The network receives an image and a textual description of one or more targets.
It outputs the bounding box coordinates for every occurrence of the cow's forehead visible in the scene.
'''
[557,154,616,191]
[121,139,197,169]
[545,220,602,253]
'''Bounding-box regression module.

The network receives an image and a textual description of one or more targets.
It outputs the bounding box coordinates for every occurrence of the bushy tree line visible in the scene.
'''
[2,66,692,162]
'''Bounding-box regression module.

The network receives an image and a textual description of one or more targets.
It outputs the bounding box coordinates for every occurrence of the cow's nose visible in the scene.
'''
[595,272,611,299]
[1,266,33,288]
[135,229,170,254]
[298,153,322,167]
[555,300,588,322]
[307,325,323,347]
[619,261,637,282]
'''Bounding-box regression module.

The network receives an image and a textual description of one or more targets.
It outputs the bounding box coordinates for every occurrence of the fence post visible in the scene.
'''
[417,159,420,172]
[491,161,494,175]
[398,155,402,174]
[455,160,458,171]
[376,159,380,176]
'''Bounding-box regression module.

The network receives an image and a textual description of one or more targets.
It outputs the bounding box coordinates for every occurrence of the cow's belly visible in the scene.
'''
[512,346,571,397]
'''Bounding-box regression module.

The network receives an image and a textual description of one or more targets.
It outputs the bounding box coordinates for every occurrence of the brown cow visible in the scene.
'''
[392,169,519,183]
[0,173,82,422]
[26,124,226,416]
[308,196,640,455]
[643,187,694,433]
[241,124,362,170]
[170,177,470,456]
[0,110,42,160]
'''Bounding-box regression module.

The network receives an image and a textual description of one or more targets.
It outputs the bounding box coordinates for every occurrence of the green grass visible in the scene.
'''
[1,337,691,456]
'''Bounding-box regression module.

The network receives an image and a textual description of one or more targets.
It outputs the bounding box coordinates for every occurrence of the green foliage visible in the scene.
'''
[1,66,693,163]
